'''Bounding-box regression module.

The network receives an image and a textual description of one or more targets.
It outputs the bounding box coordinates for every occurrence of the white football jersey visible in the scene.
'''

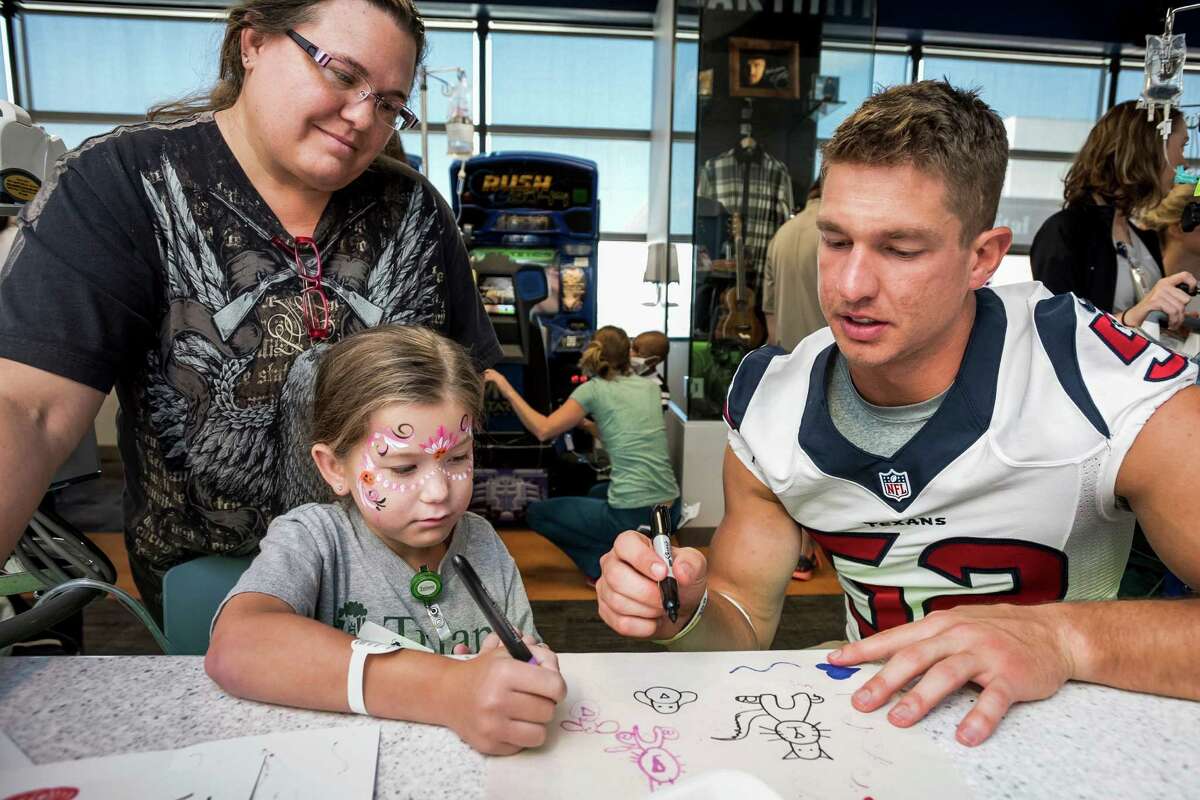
[726,283,1196,641]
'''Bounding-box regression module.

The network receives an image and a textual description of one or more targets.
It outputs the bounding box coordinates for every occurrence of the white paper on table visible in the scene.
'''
[0,729,33,768]
[487,650,974,800]
[0,724,380,800]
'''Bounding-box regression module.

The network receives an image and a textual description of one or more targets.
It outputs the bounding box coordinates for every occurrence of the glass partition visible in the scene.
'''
[672,1,877,419]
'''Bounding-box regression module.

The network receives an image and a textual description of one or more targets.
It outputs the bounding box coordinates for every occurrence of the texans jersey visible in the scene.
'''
[725,283,1196,641]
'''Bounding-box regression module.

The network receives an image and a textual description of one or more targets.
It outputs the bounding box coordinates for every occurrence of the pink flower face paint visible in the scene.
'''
[420,425,459,459]
[354,413,474,522]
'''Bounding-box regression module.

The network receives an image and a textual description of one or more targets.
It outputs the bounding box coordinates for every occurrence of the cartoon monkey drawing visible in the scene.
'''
[634,686,698,715]
[713,692,832,760]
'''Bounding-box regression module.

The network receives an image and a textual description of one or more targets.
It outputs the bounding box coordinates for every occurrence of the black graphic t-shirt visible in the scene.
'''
[0,113,501,610]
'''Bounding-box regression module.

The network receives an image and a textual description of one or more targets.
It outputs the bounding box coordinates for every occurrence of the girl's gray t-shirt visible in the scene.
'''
[214,503,538,654]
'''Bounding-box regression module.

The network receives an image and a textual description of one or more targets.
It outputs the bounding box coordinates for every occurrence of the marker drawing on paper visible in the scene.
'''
[604,725,685,792]
[560,702,620,735]
[815,662,861,680]
[728,661,804,674]
[634,686,698,714]
[713,692,832,761]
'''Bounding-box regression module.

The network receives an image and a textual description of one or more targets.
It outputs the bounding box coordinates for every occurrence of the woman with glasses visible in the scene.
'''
[0,0,501,622]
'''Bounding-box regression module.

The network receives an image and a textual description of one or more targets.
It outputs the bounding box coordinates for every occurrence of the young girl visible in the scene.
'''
[207,326,565,756]
[485,325,681,585]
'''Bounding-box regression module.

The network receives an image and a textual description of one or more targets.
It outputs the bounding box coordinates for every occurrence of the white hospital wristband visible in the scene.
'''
[347,638,401,715]
[652,589,708,645]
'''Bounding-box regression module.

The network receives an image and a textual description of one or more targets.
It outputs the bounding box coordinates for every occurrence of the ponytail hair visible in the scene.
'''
[579,325,631,380]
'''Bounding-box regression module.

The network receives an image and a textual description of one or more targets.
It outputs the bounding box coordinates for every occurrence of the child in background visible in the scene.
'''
[207,326,565,756]
[631,330,671,413]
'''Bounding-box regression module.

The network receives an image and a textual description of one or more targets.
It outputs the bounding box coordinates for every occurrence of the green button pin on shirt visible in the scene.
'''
[411,565,443,604]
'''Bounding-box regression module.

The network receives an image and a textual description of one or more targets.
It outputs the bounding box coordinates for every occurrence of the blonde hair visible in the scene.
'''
[821,80,1009,245]
[1140,182,1195,232]
[579,326,631,380]
[148,0,425,161]
[1063,101,1182,216]
[312,326,483,459]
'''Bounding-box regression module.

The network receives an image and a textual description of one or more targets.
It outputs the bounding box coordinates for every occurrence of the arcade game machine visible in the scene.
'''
[451,152,600,522]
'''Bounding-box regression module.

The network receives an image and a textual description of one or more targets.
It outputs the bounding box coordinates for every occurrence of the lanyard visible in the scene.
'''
[411,566,452,641]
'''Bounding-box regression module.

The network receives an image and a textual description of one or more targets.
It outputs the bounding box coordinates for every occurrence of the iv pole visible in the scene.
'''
[417,65,469,178]
[1143,3,1200,138]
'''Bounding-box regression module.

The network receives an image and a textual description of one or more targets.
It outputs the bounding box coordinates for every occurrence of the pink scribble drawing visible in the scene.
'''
[560,702,620,735]
[605,725,684,792]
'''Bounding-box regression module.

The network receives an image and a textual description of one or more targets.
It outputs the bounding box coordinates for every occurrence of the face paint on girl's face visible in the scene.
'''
[345,400,476,564]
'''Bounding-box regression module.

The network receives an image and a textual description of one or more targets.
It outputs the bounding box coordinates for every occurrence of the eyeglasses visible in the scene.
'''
[273,235,333,341]
[286,29,420,131]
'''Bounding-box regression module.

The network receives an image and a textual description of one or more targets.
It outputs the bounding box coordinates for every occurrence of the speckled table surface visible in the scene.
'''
[0,655,1197,799]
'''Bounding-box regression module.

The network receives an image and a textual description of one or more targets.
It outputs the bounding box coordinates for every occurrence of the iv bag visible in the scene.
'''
[1144,34,1186,106]
[446,71,474,157]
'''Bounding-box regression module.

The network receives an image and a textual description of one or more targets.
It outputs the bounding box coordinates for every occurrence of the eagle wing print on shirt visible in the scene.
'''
[364,184,442,324]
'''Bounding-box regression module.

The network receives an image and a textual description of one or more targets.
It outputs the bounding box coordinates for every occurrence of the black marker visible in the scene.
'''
[451,553,537,663]
[649,504,680,623]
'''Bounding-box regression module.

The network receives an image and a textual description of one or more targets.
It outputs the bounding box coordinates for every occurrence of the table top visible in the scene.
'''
[1,655,1197,799]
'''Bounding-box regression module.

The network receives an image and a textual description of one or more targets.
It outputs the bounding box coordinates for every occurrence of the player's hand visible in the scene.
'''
[597,530,707,640]
[1123,273,1198,330]
[826,603,1075,747]
[442,642,567,755]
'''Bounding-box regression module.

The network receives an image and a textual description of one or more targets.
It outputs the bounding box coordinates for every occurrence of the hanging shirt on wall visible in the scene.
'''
[697,144,794,274]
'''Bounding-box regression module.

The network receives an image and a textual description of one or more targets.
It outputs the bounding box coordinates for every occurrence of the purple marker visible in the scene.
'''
[451,553,538,663]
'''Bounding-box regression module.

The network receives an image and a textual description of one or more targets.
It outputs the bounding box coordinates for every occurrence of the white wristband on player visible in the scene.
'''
[653,588,709,645]
[347,638,401,715]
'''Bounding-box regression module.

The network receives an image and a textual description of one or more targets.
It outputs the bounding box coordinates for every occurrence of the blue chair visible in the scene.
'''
[162,555,253,655]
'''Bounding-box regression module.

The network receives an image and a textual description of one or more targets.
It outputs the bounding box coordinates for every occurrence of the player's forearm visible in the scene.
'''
[206,609,451,725]
[1057,598,1200,699]
[665,588,775,652]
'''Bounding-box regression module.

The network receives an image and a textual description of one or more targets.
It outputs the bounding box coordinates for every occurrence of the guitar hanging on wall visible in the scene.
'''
[714,212,765,348]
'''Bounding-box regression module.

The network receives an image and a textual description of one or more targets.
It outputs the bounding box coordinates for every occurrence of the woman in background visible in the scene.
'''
[484,326,680,585]
[1032,101,1189,325]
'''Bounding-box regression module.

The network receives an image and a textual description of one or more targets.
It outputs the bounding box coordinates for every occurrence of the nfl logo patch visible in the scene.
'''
[878,469,911,501]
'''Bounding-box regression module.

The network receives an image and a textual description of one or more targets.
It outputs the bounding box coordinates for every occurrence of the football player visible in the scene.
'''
[597,80,1200,747]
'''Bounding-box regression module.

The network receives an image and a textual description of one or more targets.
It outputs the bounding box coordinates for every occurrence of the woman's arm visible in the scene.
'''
[484,369,587,442]
[207,592,567,755]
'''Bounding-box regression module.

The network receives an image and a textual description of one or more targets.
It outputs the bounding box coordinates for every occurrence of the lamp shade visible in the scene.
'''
[643,242,680,284]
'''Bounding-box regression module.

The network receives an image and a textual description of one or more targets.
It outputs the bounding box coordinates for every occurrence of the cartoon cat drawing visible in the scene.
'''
[713,692,832,761]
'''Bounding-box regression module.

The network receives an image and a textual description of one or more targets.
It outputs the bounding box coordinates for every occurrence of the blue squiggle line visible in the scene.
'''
[728,661,803,674]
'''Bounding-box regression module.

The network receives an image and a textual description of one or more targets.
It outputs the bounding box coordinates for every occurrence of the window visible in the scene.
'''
[487,134,649,234]
[1114,65,1200,109]
[817,48,910,139]
[489,32,653,130]
[38,120,119,151]
[670,140,695,238]
[16,12,223,115]
[593,240,694,339]
[399,132,483,204]
[674,40,698,134]
[418,29,475,126]
[922,54,1105,122]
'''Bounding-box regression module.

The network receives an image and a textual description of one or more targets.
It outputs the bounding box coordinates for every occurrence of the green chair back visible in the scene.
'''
[162,555,253,655]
